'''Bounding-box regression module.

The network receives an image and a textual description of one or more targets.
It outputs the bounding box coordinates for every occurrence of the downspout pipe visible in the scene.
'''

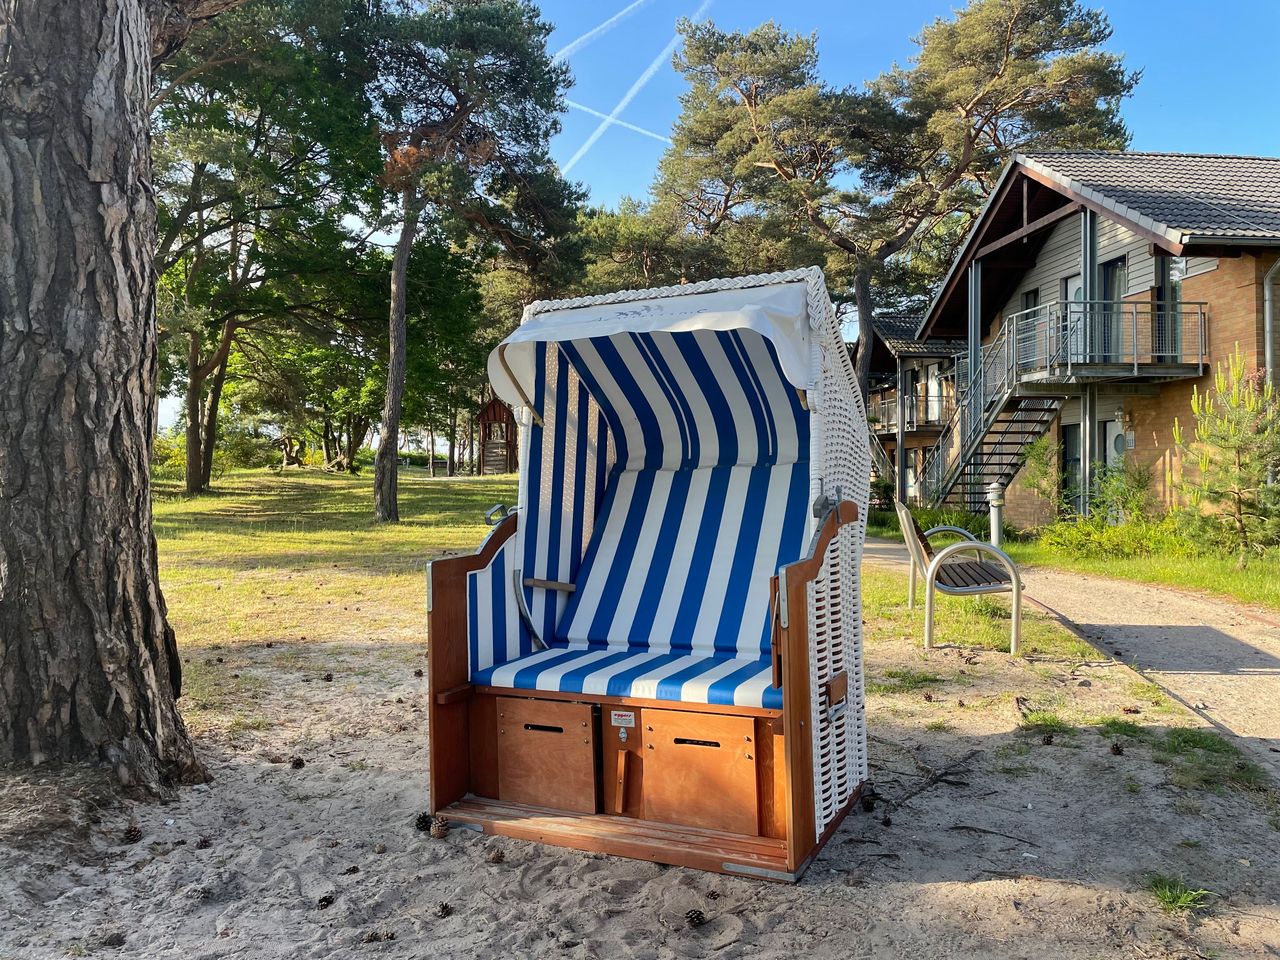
[1266,256,1279,484]
[1265,255,1279,391]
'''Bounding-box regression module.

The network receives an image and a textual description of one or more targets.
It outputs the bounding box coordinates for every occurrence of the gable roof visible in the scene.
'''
[870,315,966,357]
[1017,151,1280,247]
[917,150,1280,340]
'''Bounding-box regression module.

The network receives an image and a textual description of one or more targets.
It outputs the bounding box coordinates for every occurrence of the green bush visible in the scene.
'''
[218,430,277,470]
[151,429,187,479]
[397,450,448,468]
[1039,512,1198,559]
[866,504,1013,543]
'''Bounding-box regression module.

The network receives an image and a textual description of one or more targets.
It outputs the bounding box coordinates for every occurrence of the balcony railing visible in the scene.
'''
[868,393,954,433]
[1002,299,1207,375]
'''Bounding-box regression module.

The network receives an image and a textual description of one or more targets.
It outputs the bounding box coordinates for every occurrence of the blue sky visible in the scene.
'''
[546,0,1280,209]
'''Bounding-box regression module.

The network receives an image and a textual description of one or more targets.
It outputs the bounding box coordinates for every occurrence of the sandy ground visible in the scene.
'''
[3,599,1279,960]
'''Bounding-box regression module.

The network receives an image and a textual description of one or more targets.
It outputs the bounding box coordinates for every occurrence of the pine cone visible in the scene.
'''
[429,817,449,840]
[290,756,305,769]
[122,823,143,844]
[195,835,213,850]
[485,847,505,864]
[435,901,453,919]
[414,811,433,832]
[1041,733,1055,745]
[684,909,707,928]
[317,894,335,909]
[1110,741,1125,756]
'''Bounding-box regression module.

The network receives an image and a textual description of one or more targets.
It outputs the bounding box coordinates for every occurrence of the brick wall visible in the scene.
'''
[1124,251,1274,506]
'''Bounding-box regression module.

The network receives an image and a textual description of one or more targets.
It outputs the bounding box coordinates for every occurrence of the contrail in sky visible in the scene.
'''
[562,0,713,174]
[552,0,654,61]
[566,100,672,144]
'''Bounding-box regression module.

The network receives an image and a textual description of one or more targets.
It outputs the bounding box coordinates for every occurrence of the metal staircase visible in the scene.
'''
[919,317,1064,509]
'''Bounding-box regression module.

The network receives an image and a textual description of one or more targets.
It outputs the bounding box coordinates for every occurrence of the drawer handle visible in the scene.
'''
[674,738,721,748]
[523,723,564,734]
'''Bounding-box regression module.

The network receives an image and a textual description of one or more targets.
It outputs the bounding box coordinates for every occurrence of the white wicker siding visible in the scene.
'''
[803,271,870,834]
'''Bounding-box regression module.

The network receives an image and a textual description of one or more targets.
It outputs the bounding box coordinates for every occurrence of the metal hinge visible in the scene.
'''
[778,570,789,629]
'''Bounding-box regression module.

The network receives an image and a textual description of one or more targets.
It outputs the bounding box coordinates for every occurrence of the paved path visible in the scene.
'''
[864,537,1280,777]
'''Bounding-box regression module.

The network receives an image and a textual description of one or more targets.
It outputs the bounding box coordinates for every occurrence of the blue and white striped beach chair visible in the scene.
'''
[427,268,870,880]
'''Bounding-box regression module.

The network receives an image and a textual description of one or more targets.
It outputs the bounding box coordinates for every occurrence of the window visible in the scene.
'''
[1156,256,1186,362]
[1061,423,1082,514]
[1021,289,1040,314]
[1098,257,1127,361]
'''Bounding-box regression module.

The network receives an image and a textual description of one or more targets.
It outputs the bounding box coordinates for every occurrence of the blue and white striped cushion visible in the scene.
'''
[473,647,782,710]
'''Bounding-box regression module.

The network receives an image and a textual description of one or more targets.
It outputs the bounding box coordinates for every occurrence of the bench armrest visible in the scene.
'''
[926,539,1020,588]
[922,526,985,563]
[922,525,978,541]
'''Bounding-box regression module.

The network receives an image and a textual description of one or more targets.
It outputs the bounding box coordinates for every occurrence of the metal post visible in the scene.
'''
[968,261,982,388]
[986,482,1005,548]
[1080,384,1096,518]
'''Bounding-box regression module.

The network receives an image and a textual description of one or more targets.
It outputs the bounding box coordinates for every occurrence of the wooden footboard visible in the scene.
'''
[425,514,517,812]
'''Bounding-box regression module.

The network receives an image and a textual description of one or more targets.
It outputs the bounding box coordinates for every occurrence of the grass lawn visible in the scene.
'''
[156,469,1084,661]
[153,467,518,650]
[867,508,1280,612]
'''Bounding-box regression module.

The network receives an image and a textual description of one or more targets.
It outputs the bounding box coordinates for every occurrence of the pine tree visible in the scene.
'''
[1174,347,1280,567]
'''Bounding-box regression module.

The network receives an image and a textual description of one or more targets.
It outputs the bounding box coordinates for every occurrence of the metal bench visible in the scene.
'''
[893,501,1022,654]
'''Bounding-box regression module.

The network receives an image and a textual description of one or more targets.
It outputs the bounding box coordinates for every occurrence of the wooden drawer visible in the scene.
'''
[641,709,759,836]
[496,697,598,813]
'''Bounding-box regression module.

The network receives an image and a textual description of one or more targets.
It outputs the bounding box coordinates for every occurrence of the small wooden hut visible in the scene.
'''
[478,394,518,475]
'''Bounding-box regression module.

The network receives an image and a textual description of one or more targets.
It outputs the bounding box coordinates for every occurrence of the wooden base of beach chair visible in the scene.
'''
[426,504,863,882]
[439,787,861,883]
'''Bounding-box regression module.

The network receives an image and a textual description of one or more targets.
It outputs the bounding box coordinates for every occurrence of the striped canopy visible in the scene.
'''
[467,281,820,710]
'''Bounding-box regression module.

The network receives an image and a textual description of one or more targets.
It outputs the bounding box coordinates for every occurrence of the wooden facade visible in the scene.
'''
[477,396,517,475]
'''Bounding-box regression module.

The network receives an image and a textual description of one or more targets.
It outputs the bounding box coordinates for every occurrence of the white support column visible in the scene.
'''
[895,357,908,502]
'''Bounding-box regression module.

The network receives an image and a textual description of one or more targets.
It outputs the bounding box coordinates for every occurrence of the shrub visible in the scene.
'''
[866,504,1014,544]
[151,429,187,479]
[1039,512,1196,560]
[1174,345,1280,566]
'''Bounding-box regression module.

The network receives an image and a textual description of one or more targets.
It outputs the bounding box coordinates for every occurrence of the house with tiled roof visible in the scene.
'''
[863,315,966,502]
[913,151,1280,524]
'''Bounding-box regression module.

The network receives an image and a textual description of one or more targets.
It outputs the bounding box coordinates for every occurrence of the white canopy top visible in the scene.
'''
[488,280,813,410]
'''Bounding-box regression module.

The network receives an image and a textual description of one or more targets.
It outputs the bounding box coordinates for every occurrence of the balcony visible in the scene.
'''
[868,393,955,435]
[997,300,1207,383]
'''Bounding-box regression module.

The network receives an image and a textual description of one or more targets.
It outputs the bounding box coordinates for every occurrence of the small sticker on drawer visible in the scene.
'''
[610,710,636,728]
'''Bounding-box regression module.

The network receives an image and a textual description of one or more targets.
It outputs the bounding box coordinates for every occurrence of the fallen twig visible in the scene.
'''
[887,749,981,809]
[948,824,1040,848]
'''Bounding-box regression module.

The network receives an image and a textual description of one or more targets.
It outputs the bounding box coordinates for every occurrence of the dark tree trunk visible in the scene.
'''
[198,352,227,489]
[184,332,204,495]
[0,0,240,790]
[447,406,458,477]
[852,266,875,401]
[374,186,421,522]
[346,417,369,475]
[322,419,337,467]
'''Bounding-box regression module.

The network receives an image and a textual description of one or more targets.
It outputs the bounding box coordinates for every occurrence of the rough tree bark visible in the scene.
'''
[851,265,875,399]
[198,352,227,488]
[0,0,245,791]
[374,185,422,523]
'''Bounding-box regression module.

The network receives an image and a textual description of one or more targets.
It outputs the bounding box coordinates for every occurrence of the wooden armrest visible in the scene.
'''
[523,577,576,592]
[434,683,474,705]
